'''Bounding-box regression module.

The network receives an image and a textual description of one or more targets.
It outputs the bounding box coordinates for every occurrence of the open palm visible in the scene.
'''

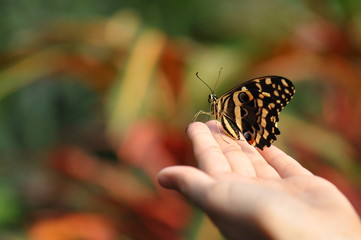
[158,121,361,240]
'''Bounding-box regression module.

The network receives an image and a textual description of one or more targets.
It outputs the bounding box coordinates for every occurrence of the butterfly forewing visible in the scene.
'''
[214,76,295,150]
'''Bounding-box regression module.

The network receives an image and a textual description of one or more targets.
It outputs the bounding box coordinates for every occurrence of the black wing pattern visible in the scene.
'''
[218,76,295,150]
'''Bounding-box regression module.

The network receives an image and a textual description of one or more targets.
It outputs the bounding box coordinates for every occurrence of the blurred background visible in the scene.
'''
[1,0,361,239]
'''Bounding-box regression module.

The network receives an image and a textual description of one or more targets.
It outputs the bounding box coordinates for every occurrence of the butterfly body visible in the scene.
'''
[205,75,295,150]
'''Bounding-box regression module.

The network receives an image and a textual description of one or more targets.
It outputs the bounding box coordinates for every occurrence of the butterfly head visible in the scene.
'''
[196,68,223,115]
[208,93,218,103]
[208,93,218,112]
[197,68,223,102]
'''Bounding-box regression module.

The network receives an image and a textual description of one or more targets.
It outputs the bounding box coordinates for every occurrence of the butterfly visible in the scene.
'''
[193,69,295,150]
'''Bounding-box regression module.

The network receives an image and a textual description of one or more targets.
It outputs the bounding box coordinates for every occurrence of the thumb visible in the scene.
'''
[157,166,214,204]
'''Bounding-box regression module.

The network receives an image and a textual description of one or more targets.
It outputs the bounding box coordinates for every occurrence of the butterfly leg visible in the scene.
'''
[185,110,213,132]
[191,110,213,123]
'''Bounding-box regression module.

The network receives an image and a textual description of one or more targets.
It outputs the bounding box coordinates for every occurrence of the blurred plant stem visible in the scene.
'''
[107,29,166,137]
[0,49,59,101]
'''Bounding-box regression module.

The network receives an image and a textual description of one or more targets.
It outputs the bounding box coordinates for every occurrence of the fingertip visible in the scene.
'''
[157,166,214,198]
[186,122,214,141]
[157,167,178,189]
[187,120,218,135]
[186,121,207,134]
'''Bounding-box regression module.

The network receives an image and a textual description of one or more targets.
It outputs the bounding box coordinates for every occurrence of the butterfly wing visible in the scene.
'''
[218,76,295,150]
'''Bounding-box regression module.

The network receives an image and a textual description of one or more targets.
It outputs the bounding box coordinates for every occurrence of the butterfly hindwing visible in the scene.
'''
[216,76,295,150]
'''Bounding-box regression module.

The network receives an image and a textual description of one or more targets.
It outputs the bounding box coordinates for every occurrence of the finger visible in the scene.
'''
[157,166,214,206]
[243,147,281,179]
[206,121,257,177]
[258,145,313,178]
[207,121,280,179]
[187,122,232,175]
[238,142,281,179]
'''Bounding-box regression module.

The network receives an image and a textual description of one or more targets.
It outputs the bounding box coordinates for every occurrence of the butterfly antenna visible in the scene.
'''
[196,72,213,93]
[213,66,223,92]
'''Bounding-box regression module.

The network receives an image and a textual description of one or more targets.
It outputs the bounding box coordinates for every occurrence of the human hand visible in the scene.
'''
[157,121,361,240]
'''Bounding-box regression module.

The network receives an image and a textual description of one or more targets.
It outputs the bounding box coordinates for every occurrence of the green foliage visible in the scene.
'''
[0,184,23,227]
[0,78,99,153]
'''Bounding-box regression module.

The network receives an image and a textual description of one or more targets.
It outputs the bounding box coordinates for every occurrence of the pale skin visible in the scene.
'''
[157,121,361,240]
